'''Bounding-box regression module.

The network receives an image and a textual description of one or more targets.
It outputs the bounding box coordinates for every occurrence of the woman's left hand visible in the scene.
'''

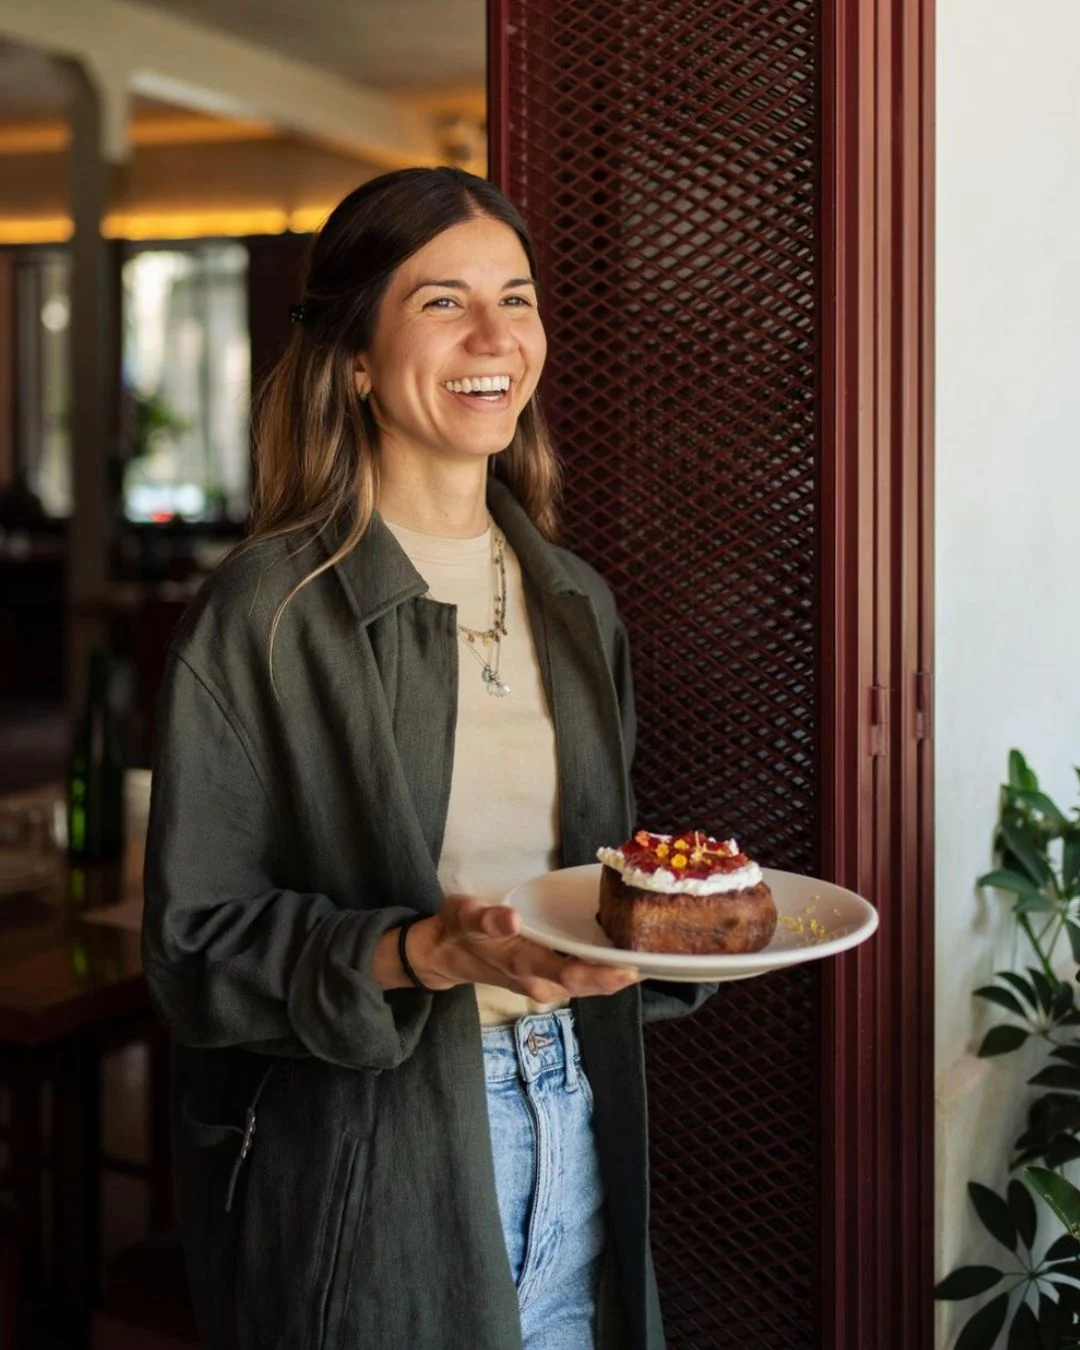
[374,895,642,1000]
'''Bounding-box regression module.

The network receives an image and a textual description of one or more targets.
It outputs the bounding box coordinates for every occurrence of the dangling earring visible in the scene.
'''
[359,390,369,403]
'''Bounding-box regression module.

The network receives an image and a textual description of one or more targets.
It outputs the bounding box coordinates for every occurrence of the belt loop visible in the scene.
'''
[515,1016,539,1084]
[559,1011,579,1091]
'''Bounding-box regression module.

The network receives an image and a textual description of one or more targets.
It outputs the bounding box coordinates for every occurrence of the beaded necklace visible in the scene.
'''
[457,523,511,697]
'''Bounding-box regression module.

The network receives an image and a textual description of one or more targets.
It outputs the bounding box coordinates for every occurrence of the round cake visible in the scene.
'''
[595,830,777,955]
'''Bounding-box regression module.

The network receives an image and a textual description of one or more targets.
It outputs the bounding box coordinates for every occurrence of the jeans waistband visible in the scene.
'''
[481,1008,581,1090]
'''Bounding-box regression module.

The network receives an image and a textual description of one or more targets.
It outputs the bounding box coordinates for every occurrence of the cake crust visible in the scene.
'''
[597,862,777,955]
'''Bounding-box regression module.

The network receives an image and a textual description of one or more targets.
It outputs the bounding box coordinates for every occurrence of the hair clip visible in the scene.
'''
[289,303,307,325]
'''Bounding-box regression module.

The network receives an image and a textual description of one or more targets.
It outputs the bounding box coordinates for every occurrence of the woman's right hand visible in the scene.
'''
[378,895,641,1001]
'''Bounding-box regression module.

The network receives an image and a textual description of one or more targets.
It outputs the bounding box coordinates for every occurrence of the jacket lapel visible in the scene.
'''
[488,481,632,864]
[317,481,631,890]
[529,588,631,865]
[314,512,450,907]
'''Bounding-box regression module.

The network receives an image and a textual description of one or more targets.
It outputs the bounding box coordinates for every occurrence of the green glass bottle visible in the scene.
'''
[68,648,125,862]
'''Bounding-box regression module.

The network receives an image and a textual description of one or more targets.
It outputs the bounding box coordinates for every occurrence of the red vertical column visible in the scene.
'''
[491,1,824,1343]
[818,0,935,1342]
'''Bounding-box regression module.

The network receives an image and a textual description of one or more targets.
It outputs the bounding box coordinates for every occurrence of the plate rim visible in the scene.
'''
[504,862,878,973]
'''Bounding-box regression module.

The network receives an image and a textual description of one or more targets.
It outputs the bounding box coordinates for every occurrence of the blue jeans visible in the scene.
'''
[482,1010,606,1350]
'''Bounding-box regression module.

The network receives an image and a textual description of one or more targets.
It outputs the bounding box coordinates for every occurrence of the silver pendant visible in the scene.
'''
[482,666,511,697]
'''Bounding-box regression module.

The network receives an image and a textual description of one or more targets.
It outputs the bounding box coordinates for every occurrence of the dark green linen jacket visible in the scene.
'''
[142,477,713,1350]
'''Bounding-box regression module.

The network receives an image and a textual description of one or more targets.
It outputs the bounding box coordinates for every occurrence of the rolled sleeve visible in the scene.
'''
[142,654,432,1070]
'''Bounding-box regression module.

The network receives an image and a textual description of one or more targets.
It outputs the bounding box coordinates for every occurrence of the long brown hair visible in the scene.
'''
[245,167,560,660]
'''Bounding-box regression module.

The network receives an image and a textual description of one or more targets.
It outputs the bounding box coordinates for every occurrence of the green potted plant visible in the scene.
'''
[936,752,1080,1346]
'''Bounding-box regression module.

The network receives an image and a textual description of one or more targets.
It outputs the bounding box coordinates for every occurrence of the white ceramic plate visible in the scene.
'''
[504,863,878,983]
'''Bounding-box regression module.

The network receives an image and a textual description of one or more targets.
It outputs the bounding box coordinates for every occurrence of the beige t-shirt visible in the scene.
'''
[384,518,569,1026]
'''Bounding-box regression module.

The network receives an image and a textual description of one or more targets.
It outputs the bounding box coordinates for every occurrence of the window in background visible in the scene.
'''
[122,243,250,524]
[17,250,73,517]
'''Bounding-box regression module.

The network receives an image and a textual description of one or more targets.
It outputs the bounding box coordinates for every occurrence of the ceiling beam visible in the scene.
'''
[0,0,441,165]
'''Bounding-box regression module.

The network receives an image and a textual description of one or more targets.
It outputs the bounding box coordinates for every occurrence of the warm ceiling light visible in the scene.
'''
[0,206,339,244]
[0,117,279,156]
[399,86,486,122]
[128,118,277,147]
[102,208,292,239]
[0,217,72,244]
[287,206,334,233]
[0,125,68,155]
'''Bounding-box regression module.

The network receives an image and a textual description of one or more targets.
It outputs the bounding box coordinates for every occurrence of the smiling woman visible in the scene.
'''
[353,214,547,503]
[247,170,561,646]
[142,167,713,1350]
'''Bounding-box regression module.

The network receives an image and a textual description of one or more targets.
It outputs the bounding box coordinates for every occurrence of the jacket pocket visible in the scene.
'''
[312,1131,371,1350]
[179,1064,277,1212]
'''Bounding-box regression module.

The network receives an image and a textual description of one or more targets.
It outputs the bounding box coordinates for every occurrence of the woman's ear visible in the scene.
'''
[353,359,371,401]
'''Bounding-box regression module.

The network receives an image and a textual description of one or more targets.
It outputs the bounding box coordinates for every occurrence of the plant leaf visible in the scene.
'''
[978,868,1046,897]
[1029,1065,1080,1092]
[955,1292,1010,1350]
[1007,1298,1039,1350]
[1051,1279,1080,1315]
[975,985,1027,1016]
[1015,895,1054,913]
[1002,819,1055,888]
[1053,982,1076,1019]
[1014,1095,1080,1163]
[933,1265,1004,1300]
[1066,920,1080,965]
[969,1181,1018,1251]
[1025,1167,1080,1235]
[1050,1047,1080,1068]
[1045,1233,1080,1262]
[999,972,1039,1010]
[1039,1290,1069,1350]
[1009,750,1039,792]
[1011,789,1070,832]
[1008,1179,1038,1251]
[1065,828,1080,894]
[1030,968,1056,1013]
[1044,1258,1080,1280]
[1045,1135,1080,1170]
[980,1025,1030,1057]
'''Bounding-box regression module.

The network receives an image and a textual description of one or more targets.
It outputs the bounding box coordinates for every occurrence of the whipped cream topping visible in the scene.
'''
[597,829,763,896]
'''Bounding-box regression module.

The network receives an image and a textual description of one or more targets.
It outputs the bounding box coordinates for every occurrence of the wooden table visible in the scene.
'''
[0,788,167,1349]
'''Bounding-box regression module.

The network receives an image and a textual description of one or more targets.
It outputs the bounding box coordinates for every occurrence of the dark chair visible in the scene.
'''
[92,1229,199,1350]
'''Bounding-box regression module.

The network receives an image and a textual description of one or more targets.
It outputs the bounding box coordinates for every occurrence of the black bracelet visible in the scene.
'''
[397,915,438,995]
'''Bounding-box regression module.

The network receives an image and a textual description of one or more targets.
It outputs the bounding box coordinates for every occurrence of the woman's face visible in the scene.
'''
[355,214,547,468]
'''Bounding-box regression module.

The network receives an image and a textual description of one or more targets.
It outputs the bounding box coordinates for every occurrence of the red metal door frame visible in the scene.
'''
[818,0,935,1342]
[490,0,936,1341]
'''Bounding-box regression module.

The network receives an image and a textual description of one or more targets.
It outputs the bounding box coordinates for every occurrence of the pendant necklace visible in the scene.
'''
[457,523,511,697]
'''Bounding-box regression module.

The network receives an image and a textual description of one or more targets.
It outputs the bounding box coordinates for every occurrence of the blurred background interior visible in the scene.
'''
[0,2,485,1345]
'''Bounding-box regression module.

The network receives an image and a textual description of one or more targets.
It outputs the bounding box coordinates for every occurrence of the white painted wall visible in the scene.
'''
[936,0,1080,1343]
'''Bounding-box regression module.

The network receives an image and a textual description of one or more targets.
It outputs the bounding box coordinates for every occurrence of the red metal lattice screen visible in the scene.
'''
[493,1,821,1343]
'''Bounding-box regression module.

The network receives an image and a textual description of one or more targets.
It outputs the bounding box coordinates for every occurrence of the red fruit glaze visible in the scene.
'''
[619,829,751,880]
